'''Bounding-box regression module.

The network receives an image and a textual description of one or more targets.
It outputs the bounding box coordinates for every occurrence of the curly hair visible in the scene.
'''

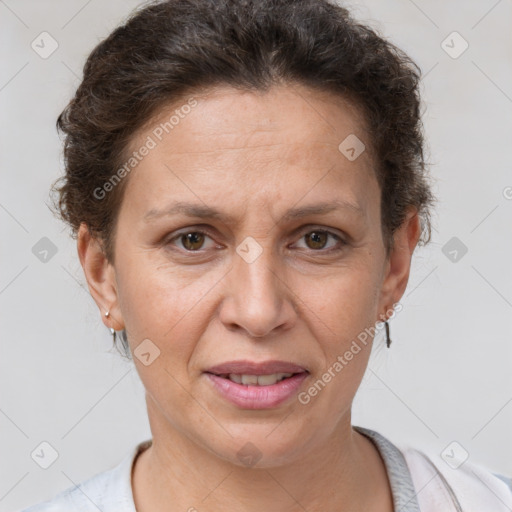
[51,0,436,357]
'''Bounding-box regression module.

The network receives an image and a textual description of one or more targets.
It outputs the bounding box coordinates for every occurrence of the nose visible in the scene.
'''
[218,243,297,338]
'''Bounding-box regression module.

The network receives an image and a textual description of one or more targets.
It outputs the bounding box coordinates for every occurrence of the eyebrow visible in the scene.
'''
[143,199,363,223]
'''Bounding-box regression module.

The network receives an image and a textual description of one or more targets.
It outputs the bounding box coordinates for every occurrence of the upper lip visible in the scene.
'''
[205,360,308,375]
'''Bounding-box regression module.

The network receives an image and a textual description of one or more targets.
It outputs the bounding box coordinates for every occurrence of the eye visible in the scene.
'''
[167,230,217,252]
[293,228,346,252]
[164,226,346,255]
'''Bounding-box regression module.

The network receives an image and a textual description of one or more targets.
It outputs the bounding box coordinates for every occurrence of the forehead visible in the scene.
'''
[120,83,377,219]
[129,83,372,162]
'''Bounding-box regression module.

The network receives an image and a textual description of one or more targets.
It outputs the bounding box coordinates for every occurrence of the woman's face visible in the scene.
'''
[81,83,418,467]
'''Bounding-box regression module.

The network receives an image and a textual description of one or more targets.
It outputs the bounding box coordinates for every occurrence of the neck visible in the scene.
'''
[132,397,391,512]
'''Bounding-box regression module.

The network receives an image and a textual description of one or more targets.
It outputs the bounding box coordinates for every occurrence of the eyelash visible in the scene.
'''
[165,226,347,255]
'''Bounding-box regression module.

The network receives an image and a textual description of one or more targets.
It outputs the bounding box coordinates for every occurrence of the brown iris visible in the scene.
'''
[178,230,330,252]
[304,231,328,250]
[181,232,205,251]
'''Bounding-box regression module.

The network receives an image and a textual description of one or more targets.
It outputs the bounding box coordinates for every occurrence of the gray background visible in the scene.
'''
[1,0,511,510]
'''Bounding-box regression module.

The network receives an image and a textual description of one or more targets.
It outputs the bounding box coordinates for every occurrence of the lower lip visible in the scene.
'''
[205,373,309,409]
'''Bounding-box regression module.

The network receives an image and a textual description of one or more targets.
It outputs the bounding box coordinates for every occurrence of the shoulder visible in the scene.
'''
[354,426,512,512]
[400,443,512,511]
[19,469,114,512]
[20,440,151,512]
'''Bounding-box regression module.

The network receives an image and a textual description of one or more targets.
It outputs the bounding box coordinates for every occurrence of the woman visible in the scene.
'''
[22,0,512,510]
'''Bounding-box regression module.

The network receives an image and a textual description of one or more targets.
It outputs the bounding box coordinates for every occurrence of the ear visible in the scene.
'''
[77,222,125,331]
[377,207,421,321]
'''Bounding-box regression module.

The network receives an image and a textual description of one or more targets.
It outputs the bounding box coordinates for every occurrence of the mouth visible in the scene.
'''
[204,360,310,409]
[210,372,300,386]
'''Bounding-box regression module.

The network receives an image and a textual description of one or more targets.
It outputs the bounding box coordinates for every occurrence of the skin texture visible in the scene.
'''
[78,83,421,511]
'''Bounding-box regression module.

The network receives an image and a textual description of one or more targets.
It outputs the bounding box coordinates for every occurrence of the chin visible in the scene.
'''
[203,422,316,469]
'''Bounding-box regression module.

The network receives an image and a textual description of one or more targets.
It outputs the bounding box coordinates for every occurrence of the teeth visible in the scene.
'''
[256,374,283,386]
[241,374,259,385]
[229,373,294,386]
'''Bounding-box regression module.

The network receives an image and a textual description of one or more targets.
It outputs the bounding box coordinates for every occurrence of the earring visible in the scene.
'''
[105,310,116,344]
[385,320,391,348]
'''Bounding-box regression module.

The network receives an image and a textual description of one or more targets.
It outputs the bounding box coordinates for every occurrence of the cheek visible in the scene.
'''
[116,262,217,412]
[304,262,381,341]
[300,272,378,421]
[116,258,219,356]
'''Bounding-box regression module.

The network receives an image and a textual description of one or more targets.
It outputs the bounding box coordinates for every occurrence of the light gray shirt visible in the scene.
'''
[21,425,512,511]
